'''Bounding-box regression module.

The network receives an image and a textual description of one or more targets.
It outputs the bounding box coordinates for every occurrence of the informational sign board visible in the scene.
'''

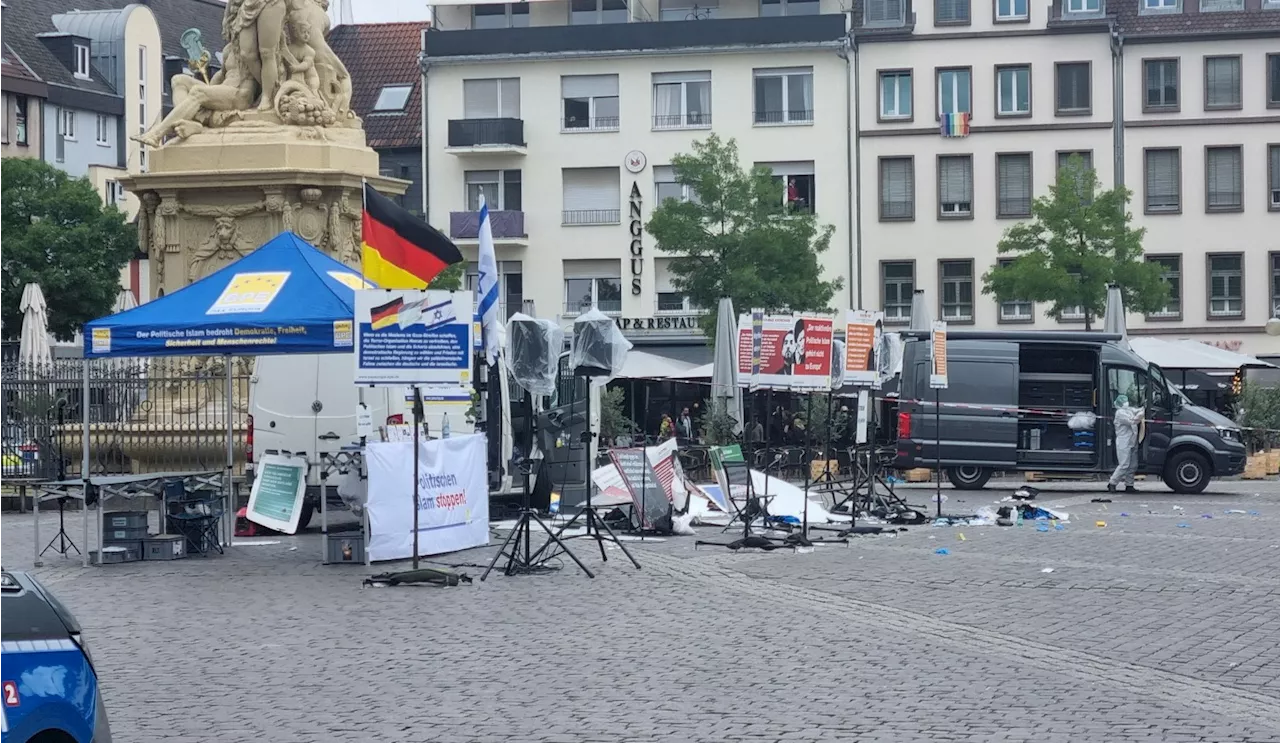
[930,321,949,390]
[706,444,744,512]
[844,309,885,388]
[735,313,834,391]
[365,433,489,561]
[355,289,474,388]
[246,453,308,534]
[609,448,672,530]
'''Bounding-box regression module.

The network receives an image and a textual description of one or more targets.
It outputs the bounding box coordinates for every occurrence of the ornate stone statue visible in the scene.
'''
[182,202,264,280]
[134,0,356,147]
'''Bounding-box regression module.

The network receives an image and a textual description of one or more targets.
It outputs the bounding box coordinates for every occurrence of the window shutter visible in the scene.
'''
[653,71,711,84]
[936,0,969,22]
[1206,58,1239,107]
[463,79,499,118]
[940,156,972,203]
[866,0,902,22]
[998,154,1031,214]
[1271,145,1280,191]
[1145,150,1179,207]
[562,167,621,211]
[499,79,520,117]
[880,158,913,217]
[1206,148,1241,208]
[562,74,619,98]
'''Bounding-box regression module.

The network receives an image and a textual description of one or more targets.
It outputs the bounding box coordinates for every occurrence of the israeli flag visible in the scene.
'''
[476,194,504,364]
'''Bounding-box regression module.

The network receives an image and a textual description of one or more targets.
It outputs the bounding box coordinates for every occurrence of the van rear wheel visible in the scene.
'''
[946,466,991,490]
[1163,450,1211,494]
[296,499,315,530]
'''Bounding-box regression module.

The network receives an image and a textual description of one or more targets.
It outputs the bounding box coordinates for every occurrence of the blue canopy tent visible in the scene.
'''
[71,232,374,565]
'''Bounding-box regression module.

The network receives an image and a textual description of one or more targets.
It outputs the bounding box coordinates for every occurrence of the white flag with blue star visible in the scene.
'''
[476,194,504,364]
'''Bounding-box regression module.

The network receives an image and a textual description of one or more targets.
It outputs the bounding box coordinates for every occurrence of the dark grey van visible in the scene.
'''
[895,331,1247,494]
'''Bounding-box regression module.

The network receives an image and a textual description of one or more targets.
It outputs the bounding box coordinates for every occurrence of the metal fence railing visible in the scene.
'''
[1,357,250,481]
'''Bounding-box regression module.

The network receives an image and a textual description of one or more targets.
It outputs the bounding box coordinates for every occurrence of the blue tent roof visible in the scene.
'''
[84,232,374,358]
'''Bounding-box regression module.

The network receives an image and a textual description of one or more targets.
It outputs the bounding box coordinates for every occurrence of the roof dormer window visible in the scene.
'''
[373,85,413,112]
[74,43,90,79]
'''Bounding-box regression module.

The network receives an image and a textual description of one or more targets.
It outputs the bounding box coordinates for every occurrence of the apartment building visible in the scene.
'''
[853,0,1279,355]
[1,44,47,160]
[421,0,854,355]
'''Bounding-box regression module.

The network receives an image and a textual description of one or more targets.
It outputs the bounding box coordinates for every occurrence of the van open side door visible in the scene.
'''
[1143,363,1174,470]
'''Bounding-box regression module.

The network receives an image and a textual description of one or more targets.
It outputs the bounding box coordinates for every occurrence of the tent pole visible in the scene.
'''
[82,358,91,568]
[225,354,233,547]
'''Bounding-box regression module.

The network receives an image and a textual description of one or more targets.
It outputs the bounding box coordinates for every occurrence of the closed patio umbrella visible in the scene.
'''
[711,297,743,435]
[18,283,53,368]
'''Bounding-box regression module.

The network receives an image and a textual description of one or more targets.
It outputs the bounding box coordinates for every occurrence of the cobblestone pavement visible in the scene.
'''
[3,478,1279,742]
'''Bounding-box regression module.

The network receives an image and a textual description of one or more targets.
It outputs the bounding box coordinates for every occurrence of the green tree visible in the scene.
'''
[599,385,637,440]
[2,158,136,340]
[645,134,842,338]
[428,263,464,291]
[982,156,1167,330]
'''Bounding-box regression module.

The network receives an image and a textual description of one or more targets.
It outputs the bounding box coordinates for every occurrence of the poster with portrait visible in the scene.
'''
[843,309,886,388]
[735,313,834,391]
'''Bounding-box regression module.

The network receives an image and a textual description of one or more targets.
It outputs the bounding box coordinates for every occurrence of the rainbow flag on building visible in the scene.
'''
[940,112,971,138]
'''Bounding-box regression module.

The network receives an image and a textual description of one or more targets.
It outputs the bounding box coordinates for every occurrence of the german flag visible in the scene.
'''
[369,297,403,330]
[361,183,463,289]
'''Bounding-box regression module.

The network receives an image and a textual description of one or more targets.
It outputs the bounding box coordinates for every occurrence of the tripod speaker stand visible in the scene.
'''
[40,496,81,558]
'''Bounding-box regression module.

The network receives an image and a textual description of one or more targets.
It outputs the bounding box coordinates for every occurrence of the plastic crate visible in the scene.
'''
[103,525,150,541]
[104,511,149,530]
[326,531,365,564]
[92,540,142,564]
[142,535,186,561]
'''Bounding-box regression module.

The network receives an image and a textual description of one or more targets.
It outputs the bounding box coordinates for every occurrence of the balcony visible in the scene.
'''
[562,209,621,226]
[449,210,529,246]
[423,14,848,59]
[445,118,526,155]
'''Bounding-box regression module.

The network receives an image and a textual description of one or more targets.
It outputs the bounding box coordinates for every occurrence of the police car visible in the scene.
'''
[0,570,111,742]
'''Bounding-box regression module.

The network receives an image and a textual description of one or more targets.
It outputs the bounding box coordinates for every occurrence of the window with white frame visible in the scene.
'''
[935,0,970,23]
[564,259,623,314]
[465,169,522,211]
[654,165,699,205]
[655,258,695,312]
[753,67,813,125]
[14,95,28,145]
[570,0,629,24]
[879,157,914,220]
[105,179,125,207]
[882,262,914,323]
[997,259,1033,321]
[938,155,973,217]
[759,161,816,214]
[1065,0,1101,12]
[1144,59,1179,110]
[879,71,912,120]
[937,68,971,116]
[1142,0,1178,10]
[74,44,90,79]
[996,0,1028,19]
[1060,273,1085,320]
[463,78,520,119]
[138,46,148,171]
[652,71,711,129]
[1144,149,1180,213]
[372,85,413,112]
[997,153,1032,218]
[95,113,109,145]
[997,66,1030,116]
[473,2,529,28]
[1204,56,1241,109]
[59,108,76,140]
[659,0,720,19]
[940,260,974,322]
[762,0,819,15]
[1146,255,1181,318]
[1208,254,1243,318]
[1205,146,1242,212]
[562,74,619,130]
[562,167,621,225]
[864,0,906,24]
[1270,144,1280,210]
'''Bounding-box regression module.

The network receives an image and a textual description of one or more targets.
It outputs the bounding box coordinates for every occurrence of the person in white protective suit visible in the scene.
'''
[1107,395,1144,493]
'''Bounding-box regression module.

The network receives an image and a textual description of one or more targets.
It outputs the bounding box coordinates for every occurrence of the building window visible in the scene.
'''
[753,68,813,125]
[654,165,699,204]
[1055,62,1091,114]
[1272,253,1280,318]
[74,43,91,79]
[937,68,972,116]
[656,292,692,312]
[466,264,523,319]
[562,167,621,225]
[879,157,914,221]
[1142,0,1179,12]
[59,108,76,140]
[660,0,720,19]
[996,65,1031,116]
[1269,54,1280,108]
[473,2,529,28]
[935,0,970,23]
[463,78,520,119]
[14,95,28,145]
[760,161,816,214]
[762,0,819,15]
[105,179,125,207]
[997,259,1034,322]
[879,70,912,120]
[1057,150,1093,172]
[938,154,973,218]
[652,71,711,129]
[95,113,109,145]
[1,100,7,144]
[1269,144,1280,211]
[1060,274,1085,321]
[1200,0,1242,10]
[564,260,623,314]
[881,262,914,323]
[1146,255,1181,319]
[562,74,619,131]
[864,0,906,24]
[1207,254,1243,318]
[465,169,522,211]
[138,46,148,171]
[1205,146,1243,212]
[1144,59,1179,111]
[372,85,413,112]
[996,0,1029,20]
[1144,148,1181,213]
[1204,56,1241,110]
[939,260,974,322]
[997,153,1032,218]
[570,0,629,25]
[1065,0,1101,11]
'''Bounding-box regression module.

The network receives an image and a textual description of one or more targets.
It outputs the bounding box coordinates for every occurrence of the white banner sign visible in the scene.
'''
[355,289,474,387]
[365,433,490,561]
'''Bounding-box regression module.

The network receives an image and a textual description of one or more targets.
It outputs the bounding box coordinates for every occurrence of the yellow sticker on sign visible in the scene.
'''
[91,328,111,354]
[207,272,290,315]
[327,271,374,291]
